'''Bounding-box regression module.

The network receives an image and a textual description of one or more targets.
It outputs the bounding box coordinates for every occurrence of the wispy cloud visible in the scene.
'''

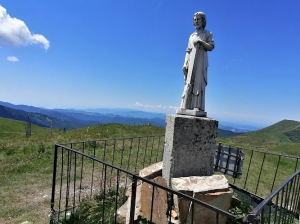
[7,56,19,62]
[134,102,178,111]
[0,5,50,50]
[155,1,163,11]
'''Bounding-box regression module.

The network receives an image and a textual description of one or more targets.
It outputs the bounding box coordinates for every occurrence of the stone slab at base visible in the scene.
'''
[162,114,218,186]
[172,175,229,193]
[176,108,207,117]
[122,177,168,224]
[139,161,163,180]
[172,175,233,224]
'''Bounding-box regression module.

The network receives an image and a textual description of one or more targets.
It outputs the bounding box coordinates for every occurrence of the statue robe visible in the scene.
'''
[182,29,214,111]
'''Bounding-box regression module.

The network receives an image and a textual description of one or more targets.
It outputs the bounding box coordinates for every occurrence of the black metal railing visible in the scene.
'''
[59,135,165,174]
[50,136,300,223]
[227,148,300,203]
[244,170,300,223]
[50,143,242,223]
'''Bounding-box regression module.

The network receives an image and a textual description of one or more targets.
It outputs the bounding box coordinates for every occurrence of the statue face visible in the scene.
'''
[193,15,203,29]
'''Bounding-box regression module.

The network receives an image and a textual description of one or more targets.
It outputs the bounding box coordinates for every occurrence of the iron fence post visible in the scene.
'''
[129,175,138,224]
[50,145,58,213]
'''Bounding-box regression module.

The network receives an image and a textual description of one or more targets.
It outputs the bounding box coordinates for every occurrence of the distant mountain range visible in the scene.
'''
[228,119,300,145]
[0,101,167,130]
[0,101,259,135]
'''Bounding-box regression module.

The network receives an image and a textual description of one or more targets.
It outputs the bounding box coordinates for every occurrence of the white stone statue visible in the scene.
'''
[177,12,214,117]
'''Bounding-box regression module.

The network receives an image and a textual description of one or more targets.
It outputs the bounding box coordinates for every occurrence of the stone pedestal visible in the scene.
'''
[162,114,218,186]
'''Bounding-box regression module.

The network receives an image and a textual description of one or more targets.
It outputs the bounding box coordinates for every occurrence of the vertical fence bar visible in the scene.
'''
[214,143,222,173]
[233,148,241,182]
[290,174,300,221]
[277,188,285,224]
[225,146,232,175]
[78,142,85,202]
[285,180,294,222]
[155,136,161,163]
[114,169,120,224]
[287,175,297,223]
[125,138,134,188]
[167,192,174,223]
[103,140,107,162]
[159,136,164,162]
[72,153,77,215]
[294,158,299,172]
[111,139,116,166]
[273,193,279,223]
[130,175,138,224]
[134,137,141,174]
[102,165,107,224]
[58,147,64,220]
[120,139,125,169]
[110,139,117,187]
[65,150,71,219]
[216,212,219,224]
[150,184,155,223]
[243,150,254,189]
[90,144,96,199]
[127,138,133,171]
[255,153,266,194]
[101,140,107,193]
[271,155,281,193]
[149,137,155,166]
[142,136,149,168]
[51,145,58,213]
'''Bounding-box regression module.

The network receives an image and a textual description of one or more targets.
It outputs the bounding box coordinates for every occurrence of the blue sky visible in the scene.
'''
[1,0,300,126]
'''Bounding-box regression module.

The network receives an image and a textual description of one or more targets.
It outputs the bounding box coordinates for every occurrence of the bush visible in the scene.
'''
[58,188,127,224]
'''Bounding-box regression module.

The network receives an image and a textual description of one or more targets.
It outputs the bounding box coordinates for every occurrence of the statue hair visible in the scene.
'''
[193,12,206,28]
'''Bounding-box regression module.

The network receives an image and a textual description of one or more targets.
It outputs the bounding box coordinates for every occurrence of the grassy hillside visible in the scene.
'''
[0,118,165,223]
[0,117,49,134]
[0,105,97,130]
[216,120,300,159]
[217,129,241,138]
[220,119,300,147]
[1,117,299,223]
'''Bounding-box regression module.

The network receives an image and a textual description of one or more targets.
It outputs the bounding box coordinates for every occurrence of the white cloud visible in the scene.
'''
[7,56,19,62]
[0,5,50,50]
[134,102,178,111]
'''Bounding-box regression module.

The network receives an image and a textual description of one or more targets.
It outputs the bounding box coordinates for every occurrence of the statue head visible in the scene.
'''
[193,12,206,29]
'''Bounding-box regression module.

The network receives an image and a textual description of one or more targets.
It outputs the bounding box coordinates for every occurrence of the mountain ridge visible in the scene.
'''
[0,101,260,133]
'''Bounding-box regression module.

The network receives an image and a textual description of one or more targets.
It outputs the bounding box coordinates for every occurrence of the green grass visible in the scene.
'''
[225,120,300,148]
[0,118,164,224]
[1,117,299,223]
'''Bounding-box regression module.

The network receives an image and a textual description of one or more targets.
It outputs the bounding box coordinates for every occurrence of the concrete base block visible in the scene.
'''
[162,114,218,186]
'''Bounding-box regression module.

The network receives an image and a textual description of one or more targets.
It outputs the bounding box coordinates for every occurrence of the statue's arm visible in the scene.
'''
[182,40,192,79]
[182,52,189,79]
[198,40,214,51]
[196,31,214,51]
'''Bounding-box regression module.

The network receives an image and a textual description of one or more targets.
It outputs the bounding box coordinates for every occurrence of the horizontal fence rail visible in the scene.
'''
[50,136,300,223]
